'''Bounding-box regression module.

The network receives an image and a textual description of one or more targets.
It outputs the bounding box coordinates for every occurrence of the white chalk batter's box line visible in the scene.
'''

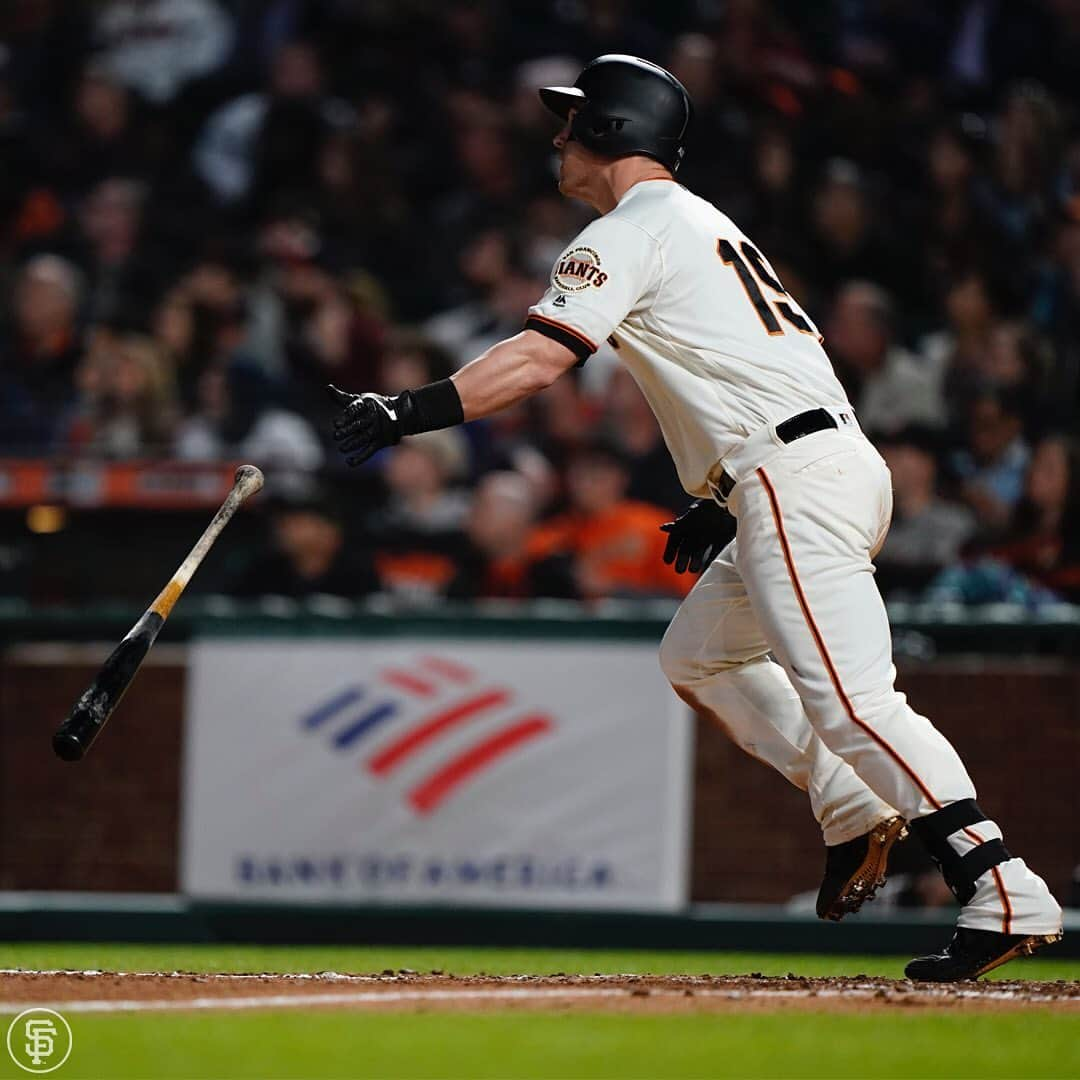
[1,985,1076,1012]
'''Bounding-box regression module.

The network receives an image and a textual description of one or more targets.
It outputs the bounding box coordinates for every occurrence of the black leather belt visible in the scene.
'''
[713,408,841,500]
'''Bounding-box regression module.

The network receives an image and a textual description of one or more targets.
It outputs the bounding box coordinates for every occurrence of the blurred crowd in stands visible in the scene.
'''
[2,0,1080,606]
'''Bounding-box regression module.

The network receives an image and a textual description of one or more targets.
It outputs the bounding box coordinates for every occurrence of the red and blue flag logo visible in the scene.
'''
[301,655,555,815]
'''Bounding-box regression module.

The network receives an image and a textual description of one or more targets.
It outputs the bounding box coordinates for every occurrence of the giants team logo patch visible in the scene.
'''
[553,246,608,291]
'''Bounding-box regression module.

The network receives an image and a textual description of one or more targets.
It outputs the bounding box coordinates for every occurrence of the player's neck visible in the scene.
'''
[592,158,674,213]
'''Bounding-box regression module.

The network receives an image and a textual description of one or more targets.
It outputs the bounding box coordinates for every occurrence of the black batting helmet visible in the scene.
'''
[539,54,692,173]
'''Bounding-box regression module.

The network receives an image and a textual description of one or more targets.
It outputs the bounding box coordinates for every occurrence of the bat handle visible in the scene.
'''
[53,680,116,761]
[51,612,163,762]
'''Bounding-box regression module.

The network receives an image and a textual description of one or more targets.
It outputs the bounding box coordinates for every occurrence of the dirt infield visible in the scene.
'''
[2,970,1078,1015]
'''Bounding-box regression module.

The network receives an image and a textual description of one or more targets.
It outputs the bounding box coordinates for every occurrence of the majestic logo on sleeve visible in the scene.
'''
[553,247,608,292]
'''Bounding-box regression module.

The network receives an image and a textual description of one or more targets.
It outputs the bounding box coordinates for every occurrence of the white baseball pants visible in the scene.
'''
[661,425,1061,934]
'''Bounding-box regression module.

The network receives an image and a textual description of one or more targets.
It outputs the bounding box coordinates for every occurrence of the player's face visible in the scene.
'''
[553,108,594,199]
[551,106,573,152]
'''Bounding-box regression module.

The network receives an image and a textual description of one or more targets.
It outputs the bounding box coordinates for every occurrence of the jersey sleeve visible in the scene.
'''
[525,215,662,364]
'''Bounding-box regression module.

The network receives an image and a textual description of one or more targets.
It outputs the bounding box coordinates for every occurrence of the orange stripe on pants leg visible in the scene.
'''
[755,466,1012,932]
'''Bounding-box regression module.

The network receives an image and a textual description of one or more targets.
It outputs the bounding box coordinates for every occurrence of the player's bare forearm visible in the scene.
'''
[451,331,580,421]
[327,332,577,466]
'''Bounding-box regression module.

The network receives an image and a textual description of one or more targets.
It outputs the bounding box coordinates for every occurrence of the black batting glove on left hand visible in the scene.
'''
[327,384,408,467]
[327,379,465,467]
[660,499,734,574]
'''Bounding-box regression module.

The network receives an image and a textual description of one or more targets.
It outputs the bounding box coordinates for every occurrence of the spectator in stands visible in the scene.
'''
[38,65,142,201]
[436,103,523,253]
[949,387,1031,534]
[367,429,471,601]
[78,176,145,319]
[4,1,1080,609]
[875,427,976,598]
[152,257,264,410]
[230,487,378,600]
[424,229,530,364]
[941,2,1057,95]
[600,367,685,513]
[808,161,913,311]
[0,255,84,453]
[1035,200,1080,361]
[62,327,177,458]
[174,361,322,471]
[922,273,1062,429]
[454,261,548,369]
[448,471,576,600]
[151,285,196,374]
[518,189,589,281]
[194,39,351,208]
[920,115,997,286]
[382,428,471,532]
[467,359,591,500]
[256,209,389,398]
[92,0,233,107]
[974,82,1061,252]
[825,281,946,435]
[664,32,746,211]
[376,330,455,397]
[311,124,429,316]
[986,434,1080,601]
[283,271,387,428]
[981,321,1062,427]
[741,123,804,251]
[527,439,692,601]
[526,370,594,475]
[920,269,999,396]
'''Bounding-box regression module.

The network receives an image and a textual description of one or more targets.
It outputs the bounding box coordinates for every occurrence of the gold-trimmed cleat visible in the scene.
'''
[906,928,1063,981]
[816,816,909,921]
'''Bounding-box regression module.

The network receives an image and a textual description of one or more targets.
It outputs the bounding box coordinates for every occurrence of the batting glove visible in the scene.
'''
[326,384,407,466]
[660,499,733,574]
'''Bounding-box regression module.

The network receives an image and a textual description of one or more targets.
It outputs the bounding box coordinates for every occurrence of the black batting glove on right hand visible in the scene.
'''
[660,499,733,574]
[327,384,407,467]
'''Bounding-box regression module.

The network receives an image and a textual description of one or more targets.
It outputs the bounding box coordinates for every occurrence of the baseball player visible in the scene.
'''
[327,55,1062,980]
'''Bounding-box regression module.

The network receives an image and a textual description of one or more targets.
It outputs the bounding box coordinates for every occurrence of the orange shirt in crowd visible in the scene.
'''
[375,550,457,597]
[527,500,693,599]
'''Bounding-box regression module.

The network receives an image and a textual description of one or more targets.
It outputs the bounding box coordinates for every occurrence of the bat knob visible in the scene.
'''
[233,464,265,501]
[52,730,86,762]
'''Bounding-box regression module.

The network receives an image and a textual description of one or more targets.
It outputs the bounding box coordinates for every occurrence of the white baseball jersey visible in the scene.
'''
[526,179,852,497]
[533,186,1062,943]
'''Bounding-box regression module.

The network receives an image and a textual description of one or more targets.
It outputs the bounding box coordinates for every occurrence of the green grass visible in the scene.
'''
[2,947,1078,1079]
[1,1011,1078,1080]
[3,942,1079,981]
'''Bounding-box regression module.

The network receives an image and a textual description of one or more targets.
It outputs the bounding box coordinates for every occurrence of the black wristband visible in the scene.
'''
[397,378,465,435]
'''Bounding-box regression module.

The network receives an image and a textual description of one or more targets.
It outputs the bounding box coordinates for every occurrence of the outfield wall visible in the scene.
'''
[2,606,1077,911]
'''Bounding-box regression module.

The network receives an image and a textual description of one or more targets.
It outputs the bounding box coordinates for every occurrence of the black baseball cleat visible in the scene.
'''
[905,927,1063,982]
[816,816,908,921]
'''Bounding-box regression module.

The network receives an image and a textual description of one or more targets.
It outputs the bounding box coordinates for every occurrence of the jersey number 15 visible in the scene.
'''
[718,238,821,339]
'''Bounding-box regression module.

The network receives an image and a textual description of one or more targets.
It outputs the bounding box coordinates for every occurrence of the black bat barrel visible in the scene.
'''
[52,612,164,761]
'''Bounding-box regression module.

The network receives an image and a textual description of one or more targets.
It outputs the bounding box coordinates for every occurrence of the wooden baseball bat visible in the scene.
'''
[52,464,264,762]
